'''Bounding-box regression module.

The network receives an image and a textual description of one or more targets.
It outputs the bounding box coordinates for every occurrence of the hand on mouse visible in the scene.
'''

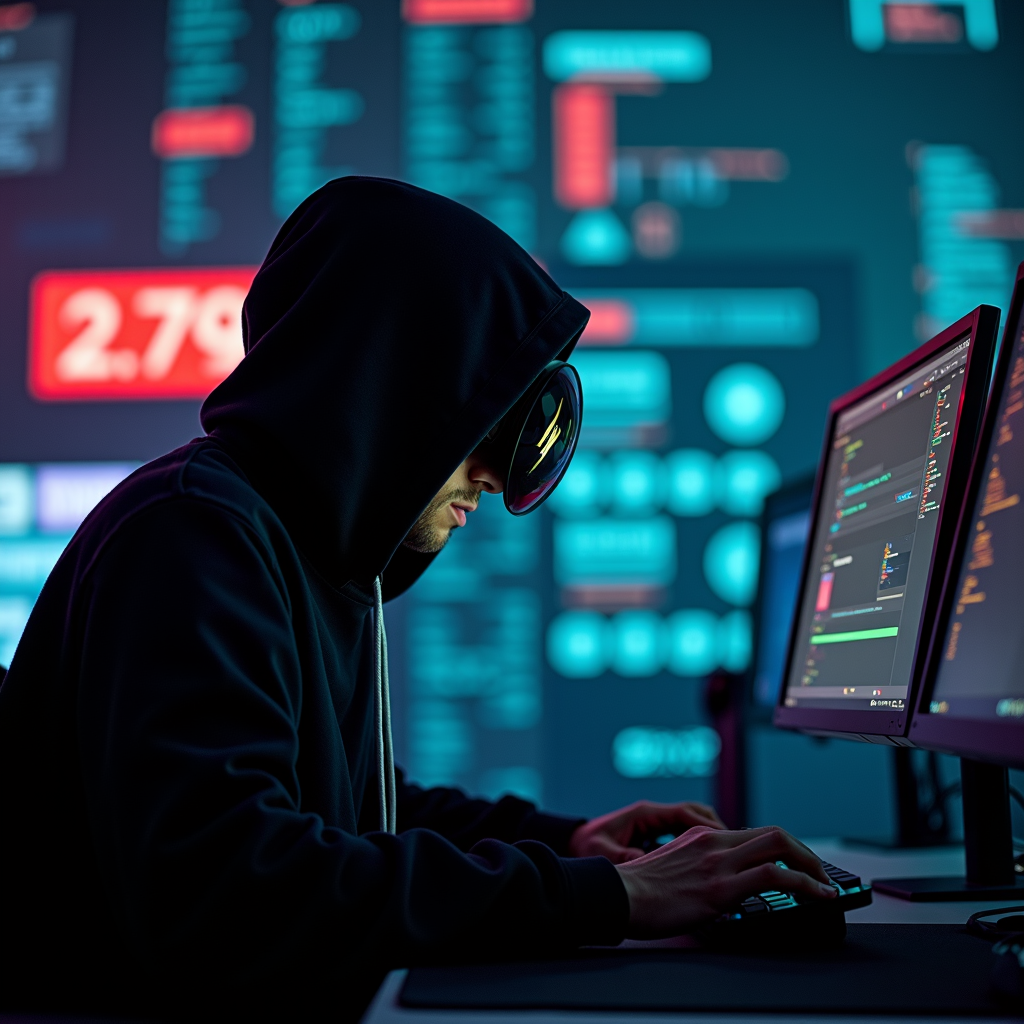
[614,825,837,938]
[568,799,726,863]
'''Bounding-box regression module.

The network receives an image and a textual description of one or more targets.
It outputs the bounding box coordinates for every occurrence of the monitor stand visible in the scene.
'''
[873,757,1024,901]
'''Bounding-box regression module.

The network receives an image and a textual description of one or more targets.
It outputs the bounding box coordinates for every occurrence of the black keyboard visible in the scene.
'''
[700,860,873,949]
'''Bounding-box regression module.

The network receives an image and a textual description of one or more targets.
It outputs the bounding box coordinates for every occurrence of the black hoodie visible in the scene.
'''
[0,178,628,1017]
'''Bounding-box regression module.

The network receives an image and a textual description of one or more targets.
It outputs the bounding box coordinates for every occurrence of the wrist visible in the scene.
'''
[563,853,631,946]
[614,861,640,929]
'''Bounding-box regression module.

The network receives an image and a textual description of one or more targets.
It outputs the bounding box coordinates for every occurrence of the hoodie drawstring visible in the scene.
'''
[373,577,396,834]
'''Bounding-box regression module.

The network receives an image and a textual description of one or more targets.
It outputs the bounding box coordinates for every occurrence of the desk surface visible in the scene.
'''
[361,839,1024,1024]
[795,838,1023,924]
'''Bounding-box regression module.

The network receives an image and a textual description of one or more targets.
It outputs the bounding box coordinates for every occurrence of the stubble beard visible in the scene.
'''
[402,486,481,554]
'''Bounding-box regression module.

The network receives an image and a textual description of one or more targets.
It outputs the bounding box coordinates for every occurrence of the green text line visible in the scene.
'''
[810,627,899,645]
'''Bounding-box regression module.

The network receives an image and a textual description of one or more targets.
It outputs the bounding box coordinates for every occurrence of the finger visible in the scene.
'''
[721,862,837,907]
[670,825,830,882]
[671,825,790,851]
[683,806,726,829]
[627,801,724,834]
[695,803,727,828]
[728,830,830,884]
[724,829,830,885]
[688,801,721,819]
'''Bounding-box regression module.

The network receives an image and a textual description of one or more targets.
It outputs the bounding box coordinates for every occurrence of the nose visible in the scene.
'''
[467,451,504,494]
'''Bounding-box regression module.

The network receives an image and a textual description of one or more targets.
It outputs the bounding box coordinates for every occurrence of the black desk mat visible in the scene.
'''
[400,924,1005,1015]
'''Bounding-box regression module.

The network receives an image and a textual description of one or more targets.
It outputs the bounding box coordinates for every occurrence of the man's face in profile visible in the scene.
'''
[402,451,504,553]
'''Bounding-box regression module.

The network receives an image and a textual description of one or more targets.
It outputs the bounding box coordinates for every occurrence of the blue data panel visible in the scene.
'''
[0,463,136,664]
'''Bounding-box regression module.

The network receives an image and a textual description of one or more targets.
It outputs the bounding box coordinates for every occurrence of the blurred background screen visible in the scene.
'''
[1,0,1022,837]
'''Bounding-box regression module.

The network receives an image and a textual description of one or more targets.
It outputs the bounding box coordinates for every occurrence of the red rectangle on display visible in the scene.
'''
[815,572,835,612]
[553,84,614,209]
[884,3,963,43]
[151,105,255,159]
[579,299,635,345]
[402,0,531,24]
[29,267,258,401]
[0,3,33,31]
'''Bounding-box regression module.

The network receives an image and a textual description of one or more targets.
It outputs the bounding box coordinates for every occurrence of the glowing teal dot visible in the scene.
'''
[610,610,665,677]
[561,208,631,265]
[666,449,716,516]
[703,363,785,446]
[548,450,608,518]
[715,449,781,516]
[609,450,665,515]
[667,608,718,676]
[717,609,752,672]
[703,520,760,606]
[546,611,608,677]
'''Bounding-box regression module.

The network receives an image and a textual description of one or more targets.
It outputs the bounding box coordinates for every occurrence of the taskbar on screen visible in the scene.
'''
[784,685,907,712]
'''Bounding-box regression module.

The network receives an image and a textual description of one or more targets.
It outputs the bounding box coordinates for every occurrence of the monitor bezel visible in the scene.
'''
[774,304,1001,739]
[909,264,1024,769]
[746,473,815,724]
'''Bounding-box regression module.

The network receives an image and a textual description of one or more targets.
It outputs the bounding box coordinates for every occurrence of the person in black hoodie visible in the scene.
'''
[0,178,834,1019]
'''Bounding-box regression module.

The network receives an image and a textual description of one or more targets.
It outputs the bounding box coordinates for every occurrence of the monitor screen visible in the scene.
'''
[781,334,974,715]
[927,308,1024,725]
[752,483,812,710]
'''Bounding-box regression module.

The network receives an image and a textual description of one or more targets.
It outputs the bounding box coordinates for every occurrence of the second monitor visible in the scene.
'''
[775,305,1000,740]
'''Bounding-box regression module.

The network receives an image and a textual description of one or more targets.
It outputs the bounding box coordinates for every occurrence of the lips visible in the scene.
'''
[450,502,476,528]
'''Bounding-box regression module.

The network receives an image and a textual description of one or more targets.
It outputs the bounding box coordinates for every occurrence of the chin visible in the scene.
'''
[402,518,454,555]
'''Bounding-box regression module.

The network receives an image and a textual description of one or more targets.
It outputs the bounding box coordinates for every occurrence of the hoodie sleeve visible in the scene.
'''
[76,498,628,990]
[396,771,586,855]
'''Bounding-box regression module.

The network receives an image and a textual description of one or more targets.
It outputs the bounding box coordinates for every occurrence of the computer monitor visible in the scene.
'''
[752,475,954,847]
[911,268,1024,771]
[774,305,1000,740]
[749,475,814,718]
[871,265,1024,901]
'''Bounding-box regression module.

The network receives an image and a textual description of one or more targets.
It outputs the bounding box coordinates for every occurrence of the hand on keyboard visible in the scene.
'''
[701,858,873,948]
[614,825,837,939]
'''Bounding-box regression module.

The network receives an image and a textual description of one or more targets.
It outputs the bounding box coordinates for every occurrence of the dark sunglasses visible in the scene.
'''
[481,361,583,516]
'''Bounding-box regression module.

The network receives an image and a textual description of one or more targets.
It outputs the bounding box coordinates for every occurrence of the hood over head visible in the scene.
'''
[201,177,589,596]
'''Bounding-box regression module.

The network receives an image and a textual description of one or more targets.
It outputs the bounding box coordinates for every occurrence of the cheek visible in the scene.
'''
[431,504,452,530]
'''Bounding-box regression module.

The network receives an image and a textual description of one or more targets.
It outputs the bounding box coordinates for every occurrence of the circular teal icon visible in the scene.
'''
[703,520,760,606]
[666,608,718,676]
[561,208,631,265]
[715,449,781,516]
[610,610,665,677]
[703,363,785,446]
[717,609,752,672]
[666,448,716,516]
[610,450,666,515]
[548,450,608,517]
[546,611,608,678]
